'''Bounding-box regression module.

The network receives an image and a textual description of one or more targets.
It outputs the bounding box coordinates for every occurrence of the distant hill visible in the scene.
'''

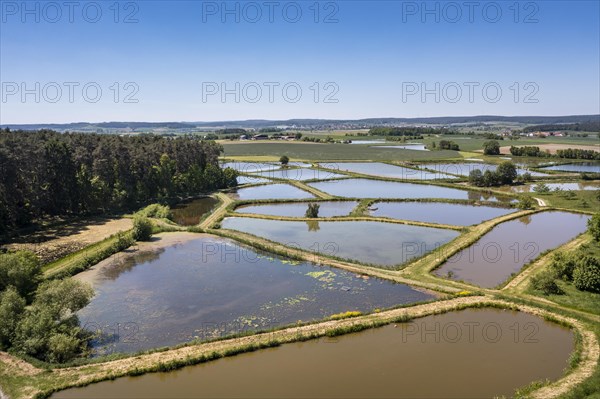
[2,115,598,132]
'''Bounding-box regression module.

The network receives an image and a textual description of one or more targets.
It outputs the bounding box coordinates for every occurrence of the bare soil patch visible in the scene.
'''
[2,218,133,264]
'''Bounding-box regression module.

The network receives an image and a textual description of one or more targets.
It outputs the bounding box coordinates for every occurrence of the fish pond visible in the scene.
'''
[435,211,590,288]
[540,162,600,173]
[370,202,517,226]
[322,162,456,180]
[236,175,271,185]
[374,144,428,151]
[171,197,219,226]
[251,168,348,181]
[308,178,512,202]
[54,308,574,399]
[221,217,460,268]
[419,162,549,177]
[236,201,358,218]
[75,235,433,354]
[504,182,600,193]
[229,184,315,200]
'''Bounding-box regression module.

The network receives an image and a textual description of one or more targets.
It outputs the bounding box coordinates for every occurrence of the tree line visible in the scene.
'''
[509,145,600,160]
[0,129,237,233]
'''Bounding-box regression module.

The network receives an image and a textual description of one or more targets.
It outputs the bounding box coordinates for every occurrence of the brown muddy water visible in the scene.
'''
[435,211,590,288]
[171,197,219,226]
[53,308,574,399]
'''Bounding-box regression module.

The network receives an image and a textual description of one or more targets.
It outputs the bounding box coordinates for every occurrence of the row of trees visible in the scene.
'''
[0,129,238,233]
[556,148,600,160]
[510,145,600,160]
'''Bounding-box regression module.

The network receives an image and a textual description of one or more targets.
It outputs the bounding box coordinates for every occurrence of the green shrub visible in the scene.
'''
[0,251,42,300]
[550,251,578,281]
[132,217,153,241]
[305,203,320,218]
[136,203,172,220]
[588,213,600,242]
[279,155,289,165]
[533,183,550,193]
[530,270,562,295]
[517,196,535,210]
[572,256,600,292]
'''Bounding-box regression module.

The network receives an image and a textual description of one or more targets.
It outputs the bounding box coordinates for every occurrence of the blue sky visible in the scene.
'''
[1,0,599,123]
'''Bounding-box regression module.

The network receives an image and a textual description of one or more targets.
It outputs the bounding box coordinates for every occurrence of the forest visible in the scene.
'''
[0,129,237,233]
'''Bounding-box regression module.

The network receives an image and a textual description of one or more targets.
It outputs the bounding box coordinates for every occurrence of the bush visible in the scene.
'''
[132,217,153,241]
[0,251,42,301]
[136,203,172,219]
[530,270,562,295]
[588,213,600,242]
[517,196,535,210]
[550,252,578,281]
[483,140,500,155]
[496,161,518,184]
[47,333,82,363]
[0,287,26,349]
[305,203,320,218]
[572,256,600,292]
[468,169,484,186]
[279,155,289,165]
[533,183,550,193]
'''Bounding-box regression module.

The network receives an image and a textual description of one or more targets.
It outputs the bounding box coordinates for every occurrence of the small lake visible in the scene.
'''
[371,202,517,226]
[374,144,429,151]
[435,211,590,288]
[251,168,348,181]
[420,162,549,177]
[541,162,600,173]
[236,201,358,218]
[54,308,574,399]
[221,217,460,268]
[321,162,456,180]
[229,184,315,200]
[171,197,219,226]
[308,178,512,202]
[74,235,432,354]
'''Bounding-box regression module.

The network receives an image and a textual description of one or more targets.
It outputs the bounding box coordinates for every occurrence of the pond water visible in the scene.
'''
[321,162,456,180]
[221,161,280,173]
[251,168,348,181]
[171,197,219,226]
[74,235,432,354]
[236,175,271,185]
[374,144,429,151]
[348,140,386,145]
[221,217,460,268]
[420,162,549,177]
[541,162,600,173]
[229,184,315,200]
[505,182,600,193]
[236,201,358,218]
[435,211,590,288]
[371,202,517,226]
[308,178,511,202]
[54,308,574,399]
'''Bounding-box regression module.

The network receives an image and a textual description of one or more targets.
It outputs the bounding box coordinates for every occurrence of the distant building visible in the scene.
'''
[252,134,269,140]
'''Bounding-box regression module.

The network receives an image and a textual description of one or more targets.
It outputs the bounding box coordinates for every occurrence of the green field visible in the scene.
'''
[221,142,460,161]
